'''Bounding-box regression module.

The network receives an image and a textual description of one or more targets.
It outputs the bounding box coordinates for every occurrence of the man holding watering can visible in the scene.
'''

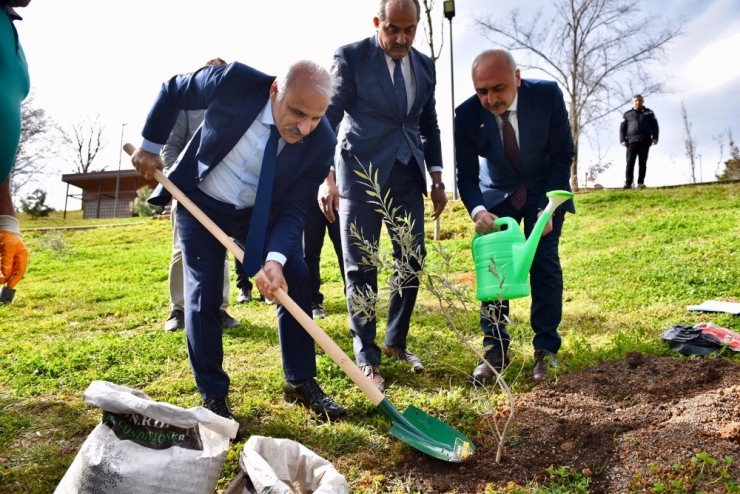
[454,49,575,384]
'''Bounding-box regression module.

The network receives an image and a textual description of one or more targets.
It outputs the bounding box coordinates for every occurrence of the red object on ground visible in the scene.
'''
[695,322,740,351]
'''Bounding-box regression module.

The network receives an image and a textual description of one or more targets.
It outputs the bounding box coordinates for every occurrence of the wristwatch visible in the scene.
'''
[431,182,446,190]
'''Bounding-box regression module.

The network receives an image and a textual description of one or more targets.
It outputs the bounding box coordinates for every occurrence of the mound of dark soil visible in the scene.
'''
[392,352,740,493]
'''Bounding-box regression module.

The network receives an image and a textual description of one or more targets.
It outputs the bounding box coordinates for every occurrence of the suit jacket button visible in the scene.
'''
[504,193,509,198]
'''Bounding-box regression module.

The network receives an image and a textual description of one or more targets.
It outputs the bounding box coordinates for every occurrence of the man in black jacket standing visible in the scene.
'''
[620,94,659,189]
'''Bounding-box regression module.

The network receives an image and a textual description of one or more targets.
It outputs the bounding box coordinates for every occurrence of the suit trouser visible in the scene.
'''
[233,258,253,293]
[625,141,651,186]
[177,188,317,399]
[169,200,230,311]
[303,200,345,308]
[339,161,426,367]
[480,193,566,356]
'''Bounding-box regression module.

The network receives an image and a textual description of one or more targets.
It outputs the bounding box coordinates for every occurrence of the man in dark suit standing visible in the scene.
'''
[322,0,447,392]
[455,49,575,384]
[130,60,346,426]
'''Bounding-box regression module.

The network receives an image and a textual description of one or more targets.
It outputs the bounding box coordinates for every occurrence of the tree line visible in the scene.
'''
[11,0,740,207]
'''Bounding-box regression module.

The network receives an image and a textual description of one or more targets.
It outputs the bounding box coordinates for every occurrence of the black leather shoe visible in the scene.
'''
[533,350,557,383]
[221,310,240,329]
[203,396,241,441]
[203,396,235,421]
[312,304,327,319]
[471,348,509,385]
[384,345,424,373]
[236,288,252,303]
[164,309,184,332]
[283,379,347,420]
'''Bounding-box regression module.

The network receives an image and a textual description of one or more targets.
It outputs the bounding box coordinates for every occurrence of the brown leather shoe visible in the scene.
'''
[533,350,557,383]
[471,349,509,385]
[362,365,385,392]
[383,345,424,373]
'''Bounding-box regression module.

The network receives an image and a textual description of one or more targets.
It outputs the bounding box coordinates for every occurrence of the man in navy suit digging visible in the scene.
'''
[130,60,347,431]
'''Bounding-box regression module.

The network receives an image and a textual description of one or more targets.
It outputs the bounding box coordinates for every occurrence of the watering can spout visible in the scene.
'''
[513,190,575,282]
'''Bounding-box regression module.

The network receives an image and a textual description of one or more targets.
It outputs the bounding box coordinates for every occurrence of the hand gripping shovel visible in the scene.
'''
[124,144,473,462]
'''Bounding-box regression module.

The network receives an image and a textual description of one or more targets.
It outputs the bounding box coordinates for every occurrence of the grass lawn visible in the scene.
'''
[1,183,739,493]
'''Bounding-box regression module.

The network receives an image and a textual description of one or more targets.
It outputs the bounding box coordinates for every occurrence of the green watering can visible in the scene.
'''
[472,190,574,302]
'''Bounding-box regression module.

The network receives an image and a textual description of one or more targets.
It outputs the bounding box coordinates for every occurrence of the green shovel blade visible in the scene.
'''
[378,399,475,462]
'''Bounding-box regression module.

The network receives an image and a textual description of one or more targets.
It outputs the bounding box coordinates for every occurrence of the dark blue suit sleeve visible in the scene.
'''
[141,65,228,145]
[454,104,485,216]
[326,52,355,134]
[418,62,443,172]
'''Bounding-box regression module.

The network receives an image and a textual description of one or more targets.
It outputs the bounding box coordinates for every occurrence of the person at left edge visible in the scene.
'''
[0,1,31,297]
[130,60,347,426]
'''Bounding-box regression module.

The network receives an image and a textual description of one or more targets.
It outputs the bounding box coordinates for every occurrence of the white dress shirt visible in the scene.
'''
[198,99,286,208]
[380,39,443,176]
[143,99,289,266]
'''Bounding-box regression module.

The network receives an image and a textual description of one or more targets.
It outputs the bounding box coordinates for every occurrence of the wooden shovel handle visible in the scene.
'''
[123,143,385,405]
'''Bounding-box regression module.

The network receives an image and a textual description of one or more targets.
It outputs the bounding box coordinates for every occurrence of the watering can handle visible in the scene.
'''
[471,216,519,243]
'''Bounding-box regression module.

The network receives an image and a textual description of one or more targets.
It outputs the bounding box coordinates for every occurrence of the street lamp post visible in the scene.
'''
[114,122,126,217]
[443,0,458,200]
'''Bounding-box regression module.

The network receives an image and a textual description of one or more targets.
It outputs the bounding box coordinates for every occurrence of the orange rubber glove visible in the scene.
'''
[0,216,28,289]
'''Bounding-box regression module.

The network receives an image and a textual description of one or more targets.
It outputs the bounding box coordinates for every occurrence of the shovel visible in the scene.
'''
[123,143,474,462]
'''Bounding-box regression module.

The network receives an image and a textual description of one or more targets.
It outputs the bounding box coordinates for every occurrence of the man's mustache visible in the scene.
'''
[392,43,409,50]
[286,125,303,138]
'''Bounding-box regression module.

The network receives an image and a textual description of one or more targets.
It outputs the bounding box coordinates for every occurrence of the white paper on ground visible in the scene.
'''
[686,300,740,315]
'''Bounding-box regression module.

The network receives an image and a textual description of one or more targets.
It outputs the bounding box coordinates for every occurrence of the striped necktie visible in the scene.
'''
[500,111,527,210]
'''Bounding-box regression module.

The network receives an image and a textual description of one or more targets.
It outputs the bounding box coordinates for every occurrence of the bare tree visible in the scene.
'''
[420,0,444,62]
[59,115,107,173]
[475,0,684,190]
[712,130,726,178]
[584,159,612,189]
[681,102,698,184]
[716,129,740,181]
[10,94,56,197]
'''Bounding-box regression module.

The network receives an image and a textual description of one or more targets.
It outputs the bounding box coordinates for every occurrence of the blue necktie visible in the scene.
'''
[393,59,411,165]
[244,125,280,276]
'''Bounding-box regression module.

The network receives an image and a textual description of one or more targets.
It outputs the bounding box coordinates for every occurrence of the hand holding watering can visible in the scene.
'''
[472,190,574,302]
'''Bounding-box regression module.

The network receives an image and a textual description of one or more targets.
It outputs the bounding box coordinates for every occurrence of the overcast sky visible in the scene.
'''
[14,0,740,210]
